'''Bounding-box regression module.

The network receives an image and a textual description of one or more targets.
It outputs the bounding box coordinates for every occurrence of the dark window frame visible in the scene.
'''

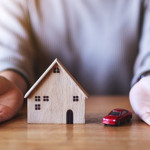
[35,104,41,110]
[35,96,40,101]
[53,67,60,73]
[43,96,49,101]
[73,96,79,102]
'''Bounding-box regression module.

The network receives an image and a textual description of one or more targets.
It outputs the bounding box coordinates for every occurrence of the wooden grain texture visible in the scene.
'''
[28,64,85,123]
[0,96,150,150]
[26,59,87,124]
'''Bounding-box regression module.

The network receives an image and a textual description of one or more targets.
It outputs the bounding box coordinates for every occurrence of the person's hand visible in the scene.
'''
[0,76,24,122]
[129,76,150,125]
[0,71,27,123]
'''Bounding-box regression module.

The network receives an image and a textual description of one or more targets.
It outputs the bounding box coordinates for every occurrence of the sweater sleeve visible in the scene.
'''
[131,0,150,86]
[0,0,36,86]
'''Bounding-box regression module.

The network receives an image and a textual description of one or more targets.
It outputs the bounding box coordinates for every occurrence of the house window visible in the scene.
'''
[53,67,60,73]
[73,96,79,102]
[35,96,40,101]
[35,104,41,110]
[43,96,49,101]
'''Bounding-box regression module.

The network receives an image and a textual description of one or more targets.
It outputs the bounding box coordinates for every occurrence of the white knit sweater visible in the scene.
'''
[0,0,150,94]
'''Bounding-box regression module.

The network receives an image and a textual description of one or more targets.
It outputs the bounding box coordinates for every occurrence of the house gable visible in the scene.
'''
[24,58,88,99]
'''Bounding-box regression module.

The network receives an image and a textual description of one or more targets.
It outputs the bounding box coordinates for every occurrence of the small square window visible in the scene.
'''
[73,96,79,102]
[35,96,40,101]
[43,96,49,101]
[35,104,41,110]
[53,67,60,73]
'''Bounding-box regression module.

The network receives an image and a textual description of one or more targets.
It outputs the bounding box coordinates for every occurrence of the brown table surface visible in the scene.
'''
[0,96,149,150]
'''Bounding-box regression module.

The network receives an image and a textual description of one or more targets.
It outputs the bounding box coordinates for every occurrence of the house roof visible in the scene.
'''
[24,58,88,98]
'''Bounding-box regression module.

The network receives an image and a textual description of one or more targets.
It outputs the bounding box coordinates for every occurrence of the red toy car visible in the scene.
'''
[102,108,132,126]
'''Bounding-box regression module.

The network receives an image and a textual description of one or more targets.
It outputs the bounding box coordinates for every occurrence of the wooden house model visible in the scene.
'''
[24,58,88,124]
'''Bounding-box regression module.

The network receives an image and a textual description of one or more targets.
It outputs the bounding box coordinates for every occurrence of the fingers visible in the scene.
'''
[129,79,150,126]
[0,76,24,123]
[139,112,150,126]
[0,104,15,123]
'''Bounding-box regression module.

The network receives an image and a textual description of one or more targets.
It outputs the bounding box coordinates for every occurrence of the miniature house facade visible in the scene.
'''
[24,58,88,124]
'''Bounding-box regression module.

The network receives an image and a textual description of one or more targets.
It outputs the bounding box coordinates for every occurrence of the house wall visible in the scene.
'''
[28,65,85,124]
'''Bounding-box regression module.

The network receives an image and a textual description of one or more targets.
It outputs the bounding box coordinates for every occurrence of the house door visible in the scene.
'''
[66,110,73,124]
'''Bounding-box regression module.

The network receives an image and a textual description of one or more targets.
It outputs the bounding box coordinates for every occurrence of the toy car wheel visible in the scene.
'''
[117,120,120,126]
[127,116,131,123]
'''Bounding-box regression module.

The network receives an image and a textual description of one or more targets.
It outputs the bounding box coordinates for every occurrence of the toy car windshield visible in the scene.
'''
[109,111,120,116]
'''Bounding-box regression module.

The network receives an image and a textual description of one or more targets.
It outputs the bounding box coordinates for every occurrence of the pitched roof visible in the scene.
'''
[24,58,88,98]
